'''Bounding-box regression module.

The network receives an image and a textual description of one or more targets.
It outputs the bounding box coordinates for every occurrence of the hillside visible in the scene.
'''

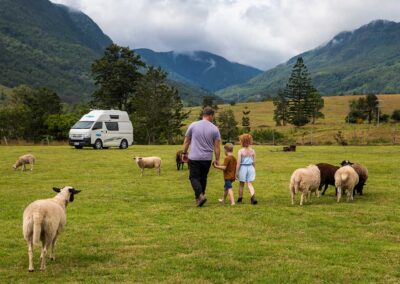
[135,48,263,92]
[0,0,112,103]
[217,20,400,101]
[186,94,400,145]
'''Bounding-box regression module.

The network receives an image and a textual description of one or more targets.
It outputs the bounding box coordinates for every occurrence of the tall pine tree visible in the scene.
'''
[284,57,312,126]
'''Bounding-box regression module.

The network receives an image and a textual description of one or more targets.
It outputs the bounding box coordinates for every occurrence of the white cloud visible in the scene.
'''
[51,0,400,70]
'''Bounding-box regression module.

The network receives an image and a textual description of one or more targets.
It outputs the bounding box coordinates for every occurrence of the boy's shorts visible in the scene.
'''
[224,179,234,190]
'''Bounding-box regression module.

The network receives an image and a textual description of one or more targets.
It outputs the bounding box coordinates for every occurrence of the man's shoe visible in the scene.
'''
[251,195,258,205]
[197,194,207,207]
[237,197,243,203]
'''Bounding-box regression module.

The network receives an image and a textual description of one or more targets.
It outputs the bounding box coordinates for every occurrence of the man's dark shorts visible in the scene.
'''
[224,179,234,190]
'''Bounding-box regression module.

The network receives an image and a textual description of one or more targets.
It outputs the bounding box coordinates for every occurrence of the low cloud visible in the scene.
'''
[51,0,400,70]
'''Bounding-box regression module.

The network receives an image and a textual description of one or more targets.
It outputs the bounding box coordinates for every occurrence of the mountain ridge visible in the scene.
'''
[217,19,400,101]
[135,48,263,92]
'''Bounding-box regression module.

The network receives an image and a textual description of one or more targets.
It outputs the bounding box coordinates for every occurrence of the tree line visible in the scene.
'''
[0,44,190,144]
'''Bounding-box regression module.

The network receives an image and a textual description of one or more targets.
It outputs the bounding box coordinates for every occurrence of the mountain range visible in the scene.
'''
[135,48,262,92]
[217,20,400,101]
[1,0,400,104]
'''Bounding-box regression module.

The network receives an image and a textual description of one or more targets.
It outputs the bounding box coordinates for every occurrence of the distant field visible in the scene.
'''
[186,95,400,145]
[0,145,399,283]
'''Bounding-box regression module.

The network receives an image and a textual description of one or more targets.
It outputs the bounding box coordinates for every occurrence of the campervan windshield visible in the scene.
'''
[71,121,94,129]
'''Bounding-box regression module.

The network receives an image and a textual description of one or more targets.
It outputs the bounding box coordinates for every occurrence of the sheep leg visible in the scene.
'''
[30,162,33,171]
[140,168,143,177]
[300,192,305,206]
[40,240,51,271]
[337,187,342,202]
[27,239,34,272]
[322,184,328,195]
[50,235,58,261]
[309,191,312,203]
[22,164,26,171]
[157,167,160,176]
[291,189,295,205]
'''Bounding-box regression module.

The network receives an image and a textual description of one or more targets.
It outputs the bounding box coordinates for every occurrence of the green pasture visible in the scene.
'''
[0,145,399,283]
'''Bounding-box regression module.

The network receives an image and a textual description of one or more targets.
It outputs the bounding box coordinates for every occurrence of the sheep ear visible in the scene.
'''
[53,187,61,193]
[68,188,81,194]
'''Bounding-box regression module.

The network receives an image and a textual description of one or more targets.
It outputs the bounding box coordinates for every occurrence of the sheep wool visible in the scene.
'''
[289,165,321,206]
[335,166,359,202]
[134,156,162,176]
[13,154,36,171]
[22,186,81,272]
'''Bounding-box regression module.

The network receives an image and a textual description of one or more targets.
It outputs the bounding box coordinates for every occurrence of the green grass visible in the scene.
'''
[0,145,399,283]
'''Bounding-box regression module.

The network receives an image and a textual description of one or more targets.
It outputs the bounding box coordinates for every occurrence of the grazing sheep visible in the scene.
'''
[13,154,36,171]
[133,156,162,176]
[176,150,189,170]
[340,160,369,195]
[289,165,321,205]
[22,186,81,272]
[335,165,359,202]
[316,163,340,195]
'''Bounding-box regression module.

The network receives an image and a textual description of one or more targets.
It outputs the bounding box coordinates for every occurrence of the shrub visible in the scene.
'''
[252,129,284,144]
[391,110,400,122]
[334,131,348,146]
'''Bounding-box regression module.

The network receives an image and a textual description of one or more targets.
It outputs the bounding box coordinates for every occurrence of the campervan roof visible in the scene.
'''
[79,110,130,122]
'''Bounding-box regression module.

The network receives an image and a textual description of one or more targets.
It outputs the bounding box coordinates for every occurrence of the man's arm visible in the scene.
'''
[214,139,220,165]
[182,136,191,153]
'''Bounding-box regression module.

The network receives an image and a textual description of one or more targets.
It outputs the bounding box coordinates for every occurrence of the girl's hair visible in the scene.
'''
[239,134,253,147]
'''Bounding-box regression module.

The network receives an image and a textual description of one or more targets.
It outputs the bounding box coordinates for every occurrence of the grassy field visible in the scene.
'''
[0,145,399,283]
[186,95,400,145]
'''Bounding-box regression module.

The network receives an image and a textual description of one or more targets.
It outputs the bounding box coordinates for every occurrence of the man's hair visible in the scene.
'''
[239,134,253,147]
[202,106,215,116]
[224,143,234,152]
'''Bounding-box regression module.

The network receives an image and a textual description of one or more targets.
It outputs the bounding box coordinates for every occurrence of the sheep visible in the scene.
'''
[289,165,321,205]
[22,186,81,272]
[13,154,36,171]
[316,163,340,195]
[133,156,162,176]
[340,160,369,195]
[335,165,359,202]
[176,150,189,170]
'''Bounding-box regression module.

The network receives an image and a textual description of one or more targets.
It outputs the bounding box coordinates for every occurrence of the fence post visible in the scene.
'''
[272,129,275,145]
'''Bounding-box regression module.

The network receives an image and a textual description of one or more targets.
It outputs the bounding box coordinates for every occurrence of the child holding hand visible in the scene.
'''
[236,134,258,205]
[213,143,237,205]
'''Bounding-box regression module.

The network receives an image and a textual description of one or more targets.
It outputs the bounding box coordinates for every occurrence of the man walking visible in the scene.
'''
[182,107,221,207]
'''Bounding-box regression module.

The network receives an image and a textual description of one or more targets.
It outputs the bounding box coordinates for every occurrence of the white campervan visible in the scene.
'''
[69,110,133,149]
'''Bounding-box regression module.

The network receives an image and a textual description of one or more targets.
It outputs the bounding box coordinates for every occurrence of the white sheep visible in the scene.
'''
[13,154,36,171]
[335,165,359,203]
[133,156,162,176]
[289,165,321,205]
[22,186,81,272]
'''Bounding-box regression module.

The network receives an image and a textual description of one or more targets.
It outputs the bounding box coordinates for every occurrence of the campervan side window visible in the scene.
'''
[92,122,102,130]
[110,115,119,119]
[105,122,119,131]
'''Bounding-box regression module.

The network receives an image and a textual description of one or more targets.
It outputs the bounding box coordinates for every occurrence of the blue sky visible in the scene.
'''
[51,0,400,70]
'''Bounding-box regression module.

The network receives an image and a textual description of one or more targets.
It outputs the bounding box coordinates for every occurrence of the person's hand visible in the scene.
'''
[181,152,189,163]
[214,160,220,167]
[212,161,217,168]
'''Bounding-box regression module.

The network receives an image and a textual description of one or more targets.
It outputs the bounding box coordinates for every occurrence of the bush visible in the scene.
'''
[252,129,284,144]
[391,110,400,122]
[379,114,390,123]
[334,131,348,146]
